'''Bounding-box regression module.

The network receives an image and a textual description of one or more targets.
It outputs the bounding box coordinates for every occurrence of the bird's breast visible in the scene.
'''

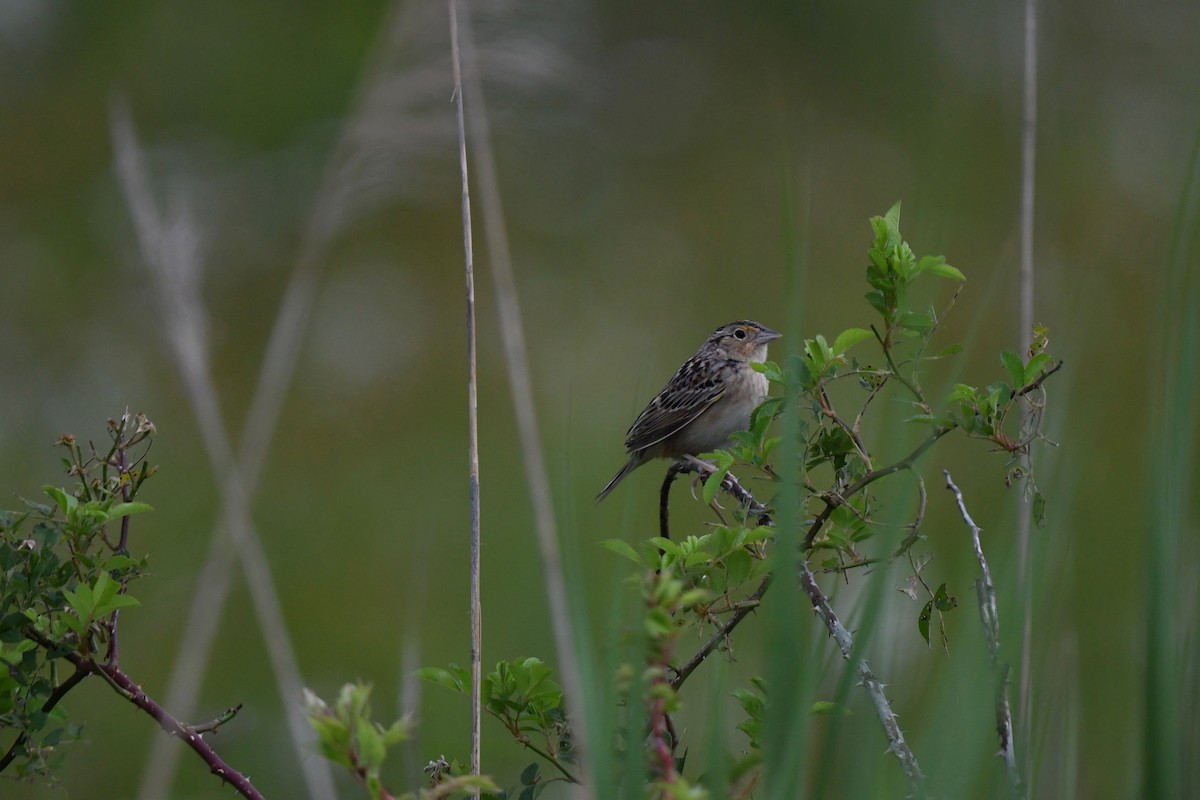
[665,368,769,456]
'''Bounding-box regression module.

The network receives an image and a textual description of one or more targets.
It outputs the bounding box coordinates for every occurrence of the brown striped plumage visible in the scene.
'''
[597,320,781,502]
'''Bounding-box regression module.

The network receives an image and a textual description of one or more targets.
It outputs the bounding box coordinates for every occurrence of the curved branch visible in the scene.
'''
[797,560,925,794]
[945,471,1021,796]
[23,628,263,800]
[659,461,689,539]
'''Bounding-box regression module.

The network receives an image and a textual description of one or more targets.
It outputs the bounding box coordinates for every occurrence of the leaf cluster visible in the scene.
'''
[418,658,575,795]
[305,682,498,800]
[0,414,154,780]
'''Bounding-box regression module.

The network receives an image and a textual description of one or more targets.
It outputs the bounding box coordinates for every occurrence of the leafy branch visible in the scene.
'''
[0,413,262,798]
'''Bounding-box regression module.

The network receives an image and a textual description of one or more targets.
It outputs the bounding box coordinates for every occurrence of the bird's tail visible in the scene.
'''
[596,458,638,503]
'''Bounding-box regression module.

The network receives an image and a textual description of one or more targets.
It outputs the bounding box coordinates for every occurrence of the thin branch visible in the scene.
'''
[945,471,1022,798]
[448,0,483,784]
[106,429,133,668]
[797,560,925,795]
[191,704,244,735]
[669,576,771,691]
[23,629,263,800]
[869,324,930,411]
[818,387,872,470]
[659,461,688,539]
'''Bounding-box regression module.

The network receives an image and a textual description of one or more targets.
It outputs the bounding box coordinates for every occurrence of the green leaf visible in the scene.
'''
[520,762,540,786]
[832,327,873,355]
[1032,490,1047,528]
[1001,350,1025,389]
[899,311,934,333]
[44,487,77,517]
[104,502,154,521]
[102,555,139,571]
[599,539,645,567]
[1024,353,1053,385]
[724,548,752,586]
[95,594,140,616]
[63,585,95,622]
[702,463,732,505]
[933,583,957,612]
[930,343,963,359]
[415,667,466,693]
[918,599,932,644]
[93,572,116,605]
[732,688,765,719]
[810,701,842,715]
[58,613,83,636]
[918,255,965,281]
[357,720,386,771]
[648,537,680,557]
[750,360,783,383]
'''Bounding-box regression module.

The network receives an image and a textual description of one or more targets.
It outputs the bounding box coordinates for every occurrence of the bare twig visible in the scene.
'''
[23,629,263,800]
[669,576,771,691]
[797,560,925,795]
[190,704,244,734]
[659,461,687,539]
[453,4,590,793]
[448,0,483,783]
[945,471,1022,798]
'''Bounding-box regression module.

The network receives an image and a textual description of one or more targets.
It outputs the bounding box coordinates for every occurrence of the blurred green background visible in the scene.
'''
[2,1,1198,798]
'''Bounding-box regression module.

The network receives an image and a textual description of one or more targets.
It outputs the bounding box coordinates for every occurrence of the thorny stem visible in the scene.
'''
[191,704,244,734]
[797,559,926,796]
[669,576,771,691]
[944,471,1022,797]
[22,628,263,800]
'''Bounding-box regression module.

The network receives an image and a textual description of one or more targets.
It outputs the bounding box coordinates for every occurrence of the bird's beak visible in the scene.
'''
[753,326,782,344]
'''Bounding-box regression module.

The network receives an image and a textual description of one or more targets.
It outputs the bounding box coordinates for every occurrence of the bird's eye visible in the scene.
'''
[733,328,748,340]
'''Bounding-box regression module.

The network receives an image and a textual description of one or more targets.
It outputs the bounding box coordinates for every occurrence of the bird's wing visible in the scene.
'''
[624,358,727,453]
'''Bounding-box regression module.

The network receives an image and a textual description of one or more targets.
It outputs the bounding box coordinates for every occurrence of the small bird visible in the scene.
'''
[597,320,781,502]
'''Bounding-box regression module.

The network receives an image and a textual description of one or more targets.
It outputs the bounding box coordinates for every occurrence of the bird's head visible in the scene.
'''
[708,320,781,361]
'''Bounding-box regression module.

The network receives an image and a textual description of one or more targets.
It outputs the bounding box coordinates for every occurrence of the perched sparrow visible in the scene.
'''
[597,320,781,502]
